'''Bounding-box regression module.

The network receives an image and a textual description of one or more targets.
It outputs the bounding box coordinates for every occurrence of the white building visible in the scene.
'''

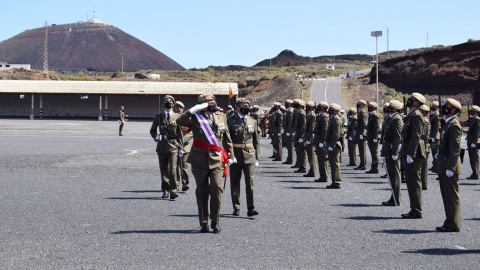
[326,64,335,70]
[0,62,31,71]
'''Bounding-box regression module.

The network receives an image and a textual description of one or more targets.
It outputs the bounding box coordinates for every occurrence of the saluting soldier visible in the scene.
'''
[346,107,358,166]
[272,102,284,161]
[381,100,403,206]
[150,95,184,200]
[176,94,234,233]
[419,104,431,190]
[399,93,427,219]
[366,102,380,173]
[283,99,295,164]
[314,101,330,182]
[228,98,260,217]
[436,98,463,232]
[304,101,317,177]
[466,105,480,180]
[355,100,368,170]
[429,101,441,173]
[294,100,307,173]
[175,101,192,191]
[325,103,343,189]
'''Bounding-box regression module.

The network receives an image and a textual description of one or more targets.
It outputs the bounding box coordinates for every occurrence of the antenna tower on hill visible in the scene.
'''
[43,21,48,72]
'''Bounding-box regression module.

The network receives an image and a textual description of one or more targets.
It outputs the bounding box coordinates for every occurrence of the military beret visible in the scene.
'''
[330,103,341,111]
[273,102,281,106]
[298,100,306,107]
[227,105,233,109]
[219,107,224,112]
[253,105,260,110]
[236,98,249,104]
[420,104,430,112]
[431,101,439,107]
[348,107,357,114]
[340,109,345,114]
[165,95,175,103]
[472,105,480,112]
[319,101,329,108]
[384,102,390,107]
[285,99,294,104]
[198,94,215,103]
[293,99,301,103]
[368,101,378,107]
[447,98,462,110]
[306,101,315,107]
[358,99,367,105]
[389,100,403,110]
[280,105,286,110]
[175,101,185,108]
[412,92,426,104]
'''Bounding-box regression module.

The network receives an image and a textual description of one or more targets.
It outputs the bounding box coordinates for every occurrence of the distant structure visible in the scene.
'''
[326,64,335,70]
[43,21,48,72]
[0,62,31,71]
[88,9,107,25]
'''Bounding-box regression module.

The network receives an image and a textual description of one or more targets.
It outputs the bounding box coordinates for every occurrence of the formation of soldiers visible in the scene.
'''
[148,92,476,234]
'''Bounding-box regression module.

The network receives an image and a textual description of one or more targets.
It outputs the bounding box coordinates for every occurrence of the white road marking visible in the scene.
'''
[324,80,329,103]
[454,245,467,250]
[127,150,139,155]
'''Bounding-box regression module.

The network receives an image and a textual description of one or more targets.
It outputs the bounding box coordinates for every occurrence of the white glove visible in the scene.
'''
[392,155,398,161]
[286,132,290,136]
[373,139,378,143]
[298,138,303,143]
[292,132,296,137]
[359,135,363,140]
[278,133,281,137]
[255,160,259,166]
[406,155,414,164]
[319,143,324,148]
[328,146,333,151]
[228,158,237,166]
[446,169,454,177]
[348,136,353,141]
[435,153,439,159]
[189,103,209,114]
[471,143,476,148]
[306,141,310,145]
[155,134,161,141]
[430,138,435,142]
[178,149,183,157]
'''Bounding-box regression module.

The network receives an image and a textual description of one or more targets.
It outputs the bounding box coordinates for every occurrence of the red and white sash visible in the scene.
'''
[195,113,221,156]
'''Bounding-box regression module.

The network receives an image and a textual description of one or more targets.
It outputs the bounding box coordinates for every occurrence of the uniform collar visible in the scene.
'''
[445,115,455,123]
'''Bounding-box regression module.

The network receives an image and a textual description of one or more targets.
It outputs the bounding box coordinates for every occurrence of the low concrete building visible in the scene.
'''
[0,80,238,119]
[0,62,31,71]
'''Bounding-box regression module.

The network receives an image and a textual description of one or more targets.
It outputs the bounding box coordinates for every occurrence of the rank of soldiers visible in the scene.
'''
[151,92,472,234]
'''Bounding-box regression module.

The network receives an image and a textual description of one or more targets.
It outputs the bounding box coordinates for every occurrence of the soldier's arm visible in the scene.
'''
[328,118,341,147]
[223,119,235,159]
[149,114,160,139]
[298,113,306,137]
[391,118,403,155]
[278,112,284,134]
[407,113,423,158]
[253,119,260,160]
[446,123,462,171]
[474,118,480,143]
[176,110,192,127]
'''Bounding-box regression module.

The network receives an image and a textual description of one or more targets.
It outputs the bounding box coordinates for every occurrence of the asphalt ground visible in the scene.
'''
[1,119,480,269]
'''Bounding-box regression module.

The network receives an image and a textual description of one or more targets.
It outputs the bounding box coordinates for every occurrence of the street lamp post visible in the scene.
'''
[371,31,382,112]
[121,53,124,73]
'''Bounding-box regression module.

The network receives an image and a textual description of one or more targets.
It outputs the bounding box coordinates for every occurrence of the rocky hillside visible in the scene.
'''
[371,41,480,95]
[0,22,184,71]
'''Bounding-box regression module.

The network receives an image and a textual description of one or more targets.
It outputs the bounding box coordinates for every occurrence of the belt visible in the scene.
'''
[233,143,253,148]
[161,135,178,140]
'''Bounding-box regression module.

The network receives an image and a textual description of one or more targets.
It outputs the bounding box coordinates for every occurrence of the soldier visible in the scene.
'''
[339,109,346,155]
[419,105,431,190]
[346,107,358,166]
[283,99,295,164]
[355,100,368,170]
[176,94,234,233]
[466,105,480,179]
[435,98,462,232]
[366,102,380,173]
[314,101,330,182]
[228,98,260,217]
[227,105,235,118]
[150,95,184,199]
[291,99,301,169]
[268,105,276,158]
[325,103,343,189]
[259,111,268,137]
[271,102,284,161]
[119,106,128,136]
[250,105,262,135]
[380,103,391,178]
[175,101,192,191]
[280,105,287,149]
[400,93,427,219]
[381,100,403,206]
[429,101,441,172]
[293,100,307,173]
[304,101,317,177]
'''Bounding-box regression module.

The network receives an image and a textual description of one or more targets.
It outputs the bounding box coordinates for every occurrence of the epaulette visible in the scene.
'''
[452,121,458,125]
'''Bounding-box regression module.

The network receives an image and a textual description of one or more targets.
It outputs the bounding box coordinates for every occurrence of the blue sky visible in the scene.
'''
[1,0,479,69]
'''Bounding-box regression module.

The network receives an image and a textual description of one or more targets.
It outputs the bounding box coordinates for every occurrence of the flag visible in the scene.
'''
[229,84,234,98]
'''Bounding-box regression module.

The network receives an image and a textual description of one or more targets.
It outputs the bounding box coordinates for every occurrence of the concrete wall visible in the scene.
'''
[0,94,232,119]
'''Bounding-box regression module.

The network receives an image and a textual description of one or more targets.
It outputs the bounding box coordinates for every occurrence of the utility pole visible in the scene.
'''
[387,27,390,59]
[43,21,48,72]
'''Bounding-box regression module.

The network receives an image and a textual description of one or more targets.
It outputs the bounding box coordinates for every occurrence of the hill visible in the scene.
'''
[0,22,184,71]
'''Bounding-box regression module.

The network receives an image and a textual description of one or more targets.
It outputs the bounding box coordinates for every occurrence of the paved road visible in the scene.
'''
[1,119,480,269]
[310,76,348,110]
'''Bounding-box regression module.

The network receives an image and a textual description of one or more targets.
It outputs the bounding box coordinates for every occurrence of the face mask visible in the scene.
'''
[368,107,375,112]
[164,102,174,109]
[240,107,250,115]
[441,104,452,116]
[406,98,414,108]
[328,109,333,114]
[293,104,299,109]
[207,104,218,112]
